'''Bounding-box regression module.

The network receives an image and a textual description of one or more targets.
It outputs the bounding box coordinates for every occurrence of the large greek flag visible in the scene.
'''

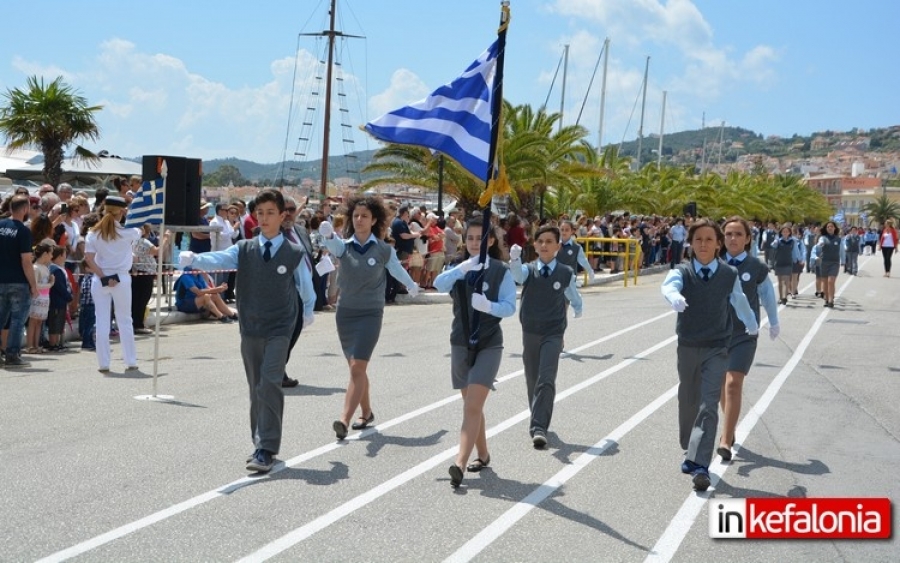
[125,175,165,228]
[364,40,499,182]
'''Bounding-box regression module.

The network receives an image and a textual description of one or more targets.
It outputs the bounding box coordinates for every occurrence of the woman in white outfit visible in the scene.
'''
[84,196,141,372]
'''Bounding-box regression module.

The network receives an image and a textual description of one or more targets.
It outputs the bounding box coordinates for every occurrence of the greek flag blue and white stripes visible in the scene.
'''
[364,40,499,182]
[124,176,165,228]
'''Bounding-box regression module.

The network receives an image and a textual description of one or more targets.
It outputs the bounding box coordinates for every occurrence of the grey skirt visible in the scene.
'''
[336,307,384,361]
[727,333,758,374]
[774,264,793,277]
[451,345,503,390]
[820,261,840,278]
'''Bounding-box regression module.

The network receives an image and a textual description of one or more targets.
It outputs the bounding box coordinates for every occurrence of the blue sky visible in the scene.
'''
[1,0,897,165]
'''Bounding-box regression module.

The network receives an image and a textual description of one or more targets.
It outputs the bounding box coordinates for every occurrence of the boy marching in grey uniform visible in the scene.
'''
[509,226,583,448]
[557,220,596,284]
[180,189,316,473]
[843,226,861,275]
[661,218,758,491]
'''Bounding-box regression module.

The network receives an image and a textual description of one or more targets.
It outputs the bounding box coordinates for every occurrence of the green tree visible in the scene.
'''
[861,195,900,227]
[0,76,102,187]
[205,164,246,187]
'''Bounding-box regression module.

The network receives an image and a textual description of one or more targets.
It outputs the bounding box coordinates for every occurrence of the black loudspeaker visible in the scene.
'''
[683,202,697,217]
[141,155,203,226]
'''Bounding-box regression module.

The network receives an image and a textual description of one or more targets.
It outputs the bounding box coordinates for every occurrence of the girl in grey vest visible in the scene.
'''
[770,223,803,305]
[434,216,516,488]
[816,221,842,308]
[319,195,419,440]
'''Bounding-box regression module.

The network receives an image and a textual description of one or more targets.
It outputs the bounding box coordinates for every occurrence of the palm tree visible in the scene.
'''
[861,195,900,227]
[0,76,102,187]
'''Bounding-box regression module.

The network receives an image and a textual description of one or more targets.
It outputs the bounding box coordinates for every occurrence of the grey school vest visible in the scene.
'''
[450,260,507,348]
[336,239,393,311]
[675,260,736,348]
[236,238,302,337]
[555,241,583,271]
[519,262,573,335]
[730,257,768,335]
[820,234,841,263]
[773,239,794,268]
[845,234,860,254]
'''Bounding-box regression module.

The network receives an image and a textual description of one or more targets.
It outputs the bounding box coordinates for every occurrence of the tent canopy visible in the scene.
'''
[0,147,42,175]
[2,155,141,184]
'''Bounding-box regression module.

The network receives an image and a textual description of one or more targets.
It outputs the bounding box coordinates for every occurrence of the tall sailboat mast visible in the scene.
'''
[658,90,666,168]
[597,37,609,152]
[299,0,362,196]
[559,44,569,132]
[635,56,650,169]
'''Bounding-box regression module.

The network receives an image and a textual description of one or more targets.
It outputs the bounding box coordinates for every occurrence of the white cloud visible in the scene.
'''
[368,68,431,119]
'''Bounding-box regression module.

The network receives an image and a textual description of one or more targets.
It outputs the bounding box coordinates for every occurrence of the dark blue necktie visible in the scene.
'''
[352,240,375,254]
[728,258,741,267]
[263,241,272,262]
[541,265,550,278]
[700,267,710,281]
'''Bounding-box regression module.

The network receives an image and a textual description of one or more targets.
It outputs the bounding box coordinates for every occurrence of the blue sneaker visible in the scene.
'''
[246,449,275,473]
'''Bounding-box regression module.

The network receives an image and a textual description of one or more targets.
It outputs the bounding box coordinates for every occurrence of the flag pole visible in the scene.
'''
[469,1,510,351]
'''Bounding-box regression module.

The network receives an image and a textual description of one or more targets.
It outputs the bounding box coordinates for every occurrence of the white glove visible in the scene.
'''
[509,244,522,261]
[318,221,334,239]
[178,251,196,269]
[458,256,483,274]
[573,309,583,319]
[670,295,688,313]
[302,314,315,329]
[769,324,780,340]
[471,292,492,313]
[588,269,596,282]
[406,282,420,298]
[746,325,759,337]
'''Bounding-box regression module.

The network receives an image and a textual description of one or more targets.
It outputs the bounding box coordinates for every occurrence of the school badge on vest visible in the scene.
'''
[367,257,376,266]
[553,281,561,290]
[567,248,574,255]
[741,272,751,282]
[482,282,490,292]
[277,265,287,274]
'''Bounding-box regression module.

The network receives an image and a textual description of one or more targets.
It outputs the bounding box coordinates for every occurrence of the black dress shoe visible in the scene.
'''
[351,412,375,430]
[448,464,464,488]
[282,375,299,388]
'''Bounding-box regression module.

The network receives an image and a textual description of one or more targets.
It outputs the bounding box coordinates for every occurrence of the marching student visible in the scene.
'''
[83,196,141,372]
[318,195,419,441]
[556,220,596,284]
[660,218,759,491]
[789,225,806,297]
[180,188,316,473]
[816,221,843,308]
[843,226,861,276]
[434,215,516,488]
[718,216,780,461]
[770,223,803,305]
[508,226,583,449]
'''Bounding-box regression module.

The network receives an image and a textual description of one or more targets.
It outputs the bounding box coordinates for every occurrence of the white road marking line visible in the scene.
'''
[643,274,856,562]
[37,311,672,562]
[237,336,679,562]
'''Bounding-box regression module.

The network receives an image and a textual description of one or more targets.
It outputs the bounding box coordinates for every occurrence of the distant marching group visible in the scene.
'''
[4,184,898,492]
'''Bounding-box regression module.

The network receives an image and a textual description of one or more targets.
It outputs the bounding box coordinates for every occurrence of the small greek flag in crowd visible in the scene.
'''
[125,175,166,228]
[859,211,868,225]
[364,40,499,182]
[831,208,845,226]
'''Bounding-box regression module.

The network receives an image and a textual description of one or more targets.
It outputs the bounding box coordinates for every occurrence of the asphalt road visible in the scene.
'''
[2,256,898,562]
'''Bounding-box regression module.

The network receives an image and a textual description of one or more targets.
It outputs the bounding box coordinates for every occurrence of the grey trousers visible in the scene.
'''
[522,331,564,436]
[677,344,727,468]
[241,334,291,454]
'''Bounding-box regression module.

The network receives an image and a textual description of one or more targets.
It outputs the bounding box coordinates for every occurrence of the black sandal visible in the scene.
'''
[448,464,464,488]
[332,420,348,440]
[351,412,375,430]
[466,456,491,472]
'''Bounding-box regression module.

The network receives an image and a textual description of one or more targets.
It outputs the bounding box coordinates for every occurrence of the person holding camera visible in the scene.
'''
[83,196,141,372]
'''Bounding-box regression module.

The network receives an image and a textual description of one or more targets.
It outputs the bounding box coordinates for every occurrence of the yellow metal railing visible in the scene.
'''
[574,237,642,287]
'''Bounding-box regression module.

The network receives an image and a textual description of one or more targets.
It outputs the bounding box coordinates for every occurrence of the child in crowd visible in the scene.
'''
[508,226,583,449]
[660,218,758,492]
[718,216,780,461]
[318,195,419,440]
[47,246,73,351]
[434,215,516,488]
[79,259,96,351]
[817,221,843,308]
[25,243,54,354]
[843,226,861,275]
[180,188,316,474]
[770,223,803,305]
[789,225,806,297]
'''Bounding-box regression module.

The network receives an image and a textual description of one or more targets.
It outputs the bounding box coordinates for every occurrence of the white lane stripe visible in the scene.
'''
[445,384,679,563]
[38,311,673,562]
[237,336,679,562]
[643,274,856,562]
